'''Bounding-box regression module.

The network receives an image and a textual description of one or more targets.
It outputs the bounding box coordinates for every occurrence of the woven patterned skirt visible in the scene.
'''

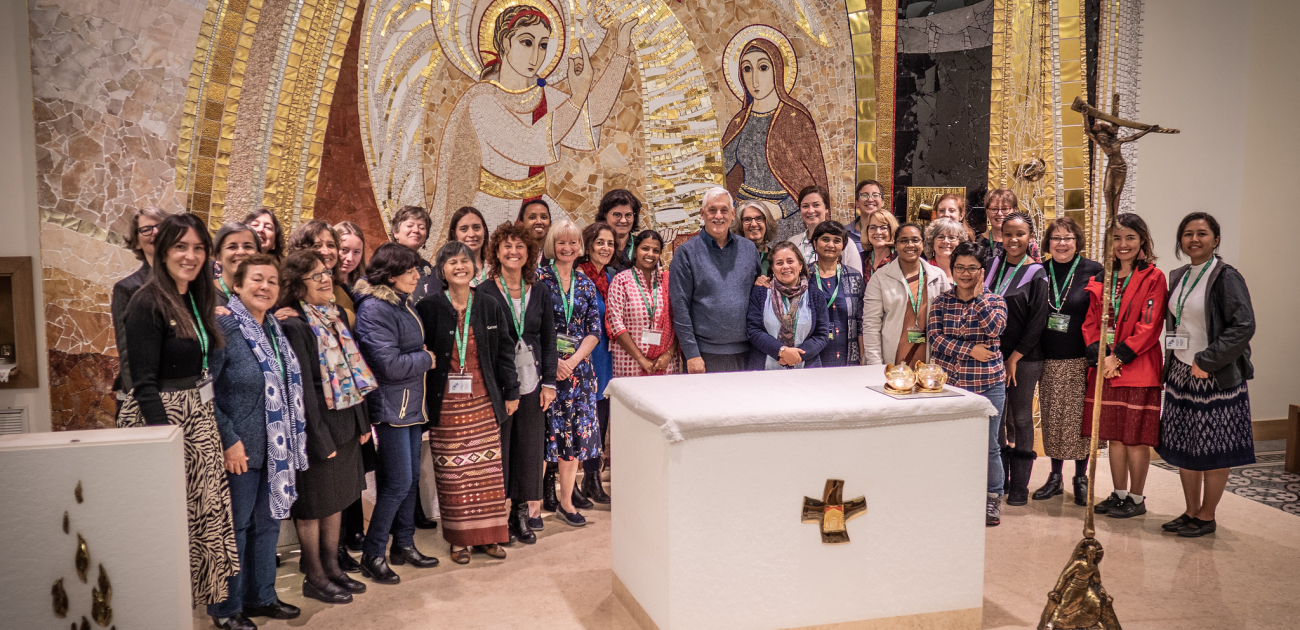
[118,389,239,605]
[1081,370,1161,447]
[430,394,510,547]
[1039,358,1095,460]
[1156,357,1255,471]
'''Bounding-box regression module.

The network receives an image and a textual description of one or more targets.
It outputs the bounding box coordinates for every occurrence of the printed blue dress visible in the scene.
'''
[537,265,602,462]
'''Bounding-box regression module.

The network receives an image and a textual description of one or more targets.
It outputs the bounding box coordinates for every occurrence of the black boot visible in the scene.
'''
[542,466,559,512]
[582,472,611,505]
[512,502,537,544]
[1005,449,1036,506]
[413,495,438,530]
[571,484,594,510]
[337,545,361,573]
[999,446,1013,492]
[1073,475,1089,506]
[1032,472,1064,501]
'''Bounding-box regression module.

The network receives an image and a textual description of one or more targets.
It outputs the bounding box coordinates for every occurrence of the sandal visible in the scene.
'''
[476,544,507,559]
[450,547,471,565]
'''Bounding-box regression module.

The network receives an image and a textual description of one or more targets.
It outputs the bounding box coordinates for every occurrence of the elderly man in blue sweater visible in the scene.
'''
[670,187,761,373]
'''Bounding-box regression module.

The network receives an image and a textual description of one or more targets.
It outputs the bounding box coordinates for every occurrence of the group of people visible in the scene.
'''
[109,179,1256,630]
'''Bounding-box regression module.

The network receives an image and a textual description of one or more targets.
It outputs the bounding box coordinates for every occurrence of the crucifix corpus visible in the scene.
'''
[801,479,866,544]
[1038,96,1180,630]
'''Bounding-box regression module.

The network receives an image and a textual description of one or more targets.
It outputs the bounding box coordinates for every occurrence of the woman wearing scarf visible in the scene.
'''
[575,222,616,506]
[278,250,376,604]
[747,242,830,370]
[208,253,309,629]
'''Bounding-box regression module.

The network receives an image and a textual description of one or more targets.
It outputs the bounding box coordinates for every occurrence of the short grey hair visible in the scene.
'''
[924,217,969,259]
[700,186,734,210]
[434,240,478,281]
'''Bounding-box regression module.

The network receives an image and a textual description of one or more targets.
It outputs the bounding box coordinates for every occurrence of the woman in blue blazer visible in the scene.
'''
[747,242,831,370]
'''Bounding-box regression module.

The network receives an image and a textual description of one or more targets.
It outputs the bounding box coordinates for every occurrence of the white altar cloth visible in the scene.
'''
[608,366,996,630]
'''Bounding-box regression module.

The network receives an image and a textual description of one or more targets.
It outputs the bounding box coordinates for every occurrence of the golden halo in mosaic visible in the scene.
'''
[723,24,798,101]
[474,0,566,81]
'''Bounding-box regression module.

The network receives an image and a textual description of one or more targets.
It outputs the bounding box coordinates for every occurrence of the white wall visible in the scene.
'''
[0,0,51,431]
[1138,0,1300,421]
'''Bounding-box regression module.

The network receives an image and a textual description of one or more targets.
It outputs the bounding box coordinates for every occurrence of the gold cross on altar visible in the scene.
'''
[802,479,867,544]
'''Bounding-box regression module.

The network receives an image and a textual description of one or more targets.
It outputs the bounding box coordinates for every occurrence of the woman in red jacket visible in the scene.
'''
[1082,213,1168,519]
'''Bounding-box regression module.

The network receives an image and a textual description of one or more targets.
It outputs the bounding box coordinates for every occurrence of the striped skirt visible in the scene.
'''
[430,394,510,547]
[1081,370,1161,447]
[1156,357,1255,471]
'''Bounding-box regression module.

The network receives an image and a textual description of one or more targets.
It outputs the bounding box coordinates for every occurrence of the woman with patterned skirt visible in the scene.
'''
[1156,213,1256,538]
[418,242,519,564]
[537,220,604,527]
[119,213,239,608]
[1033,217,1103,506]
[1082,213,1168,520]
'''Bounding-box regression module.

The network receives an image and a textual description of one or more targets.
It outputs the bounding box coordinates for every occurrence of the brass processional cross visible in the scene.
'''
[801,479,866,544]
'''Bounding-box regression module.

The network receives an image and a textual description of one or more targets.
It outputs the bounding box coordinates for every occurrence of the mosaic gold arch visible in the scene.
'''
[847,0,895,209]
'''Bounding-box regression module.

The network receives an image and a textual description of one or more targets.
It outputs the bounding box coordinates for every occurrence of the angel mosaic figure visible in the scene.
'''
[430,0,637,229]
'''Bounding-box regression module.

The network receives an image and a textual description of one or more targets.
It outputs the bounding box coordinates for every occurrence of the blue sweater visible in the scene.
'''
[669,232,760,358]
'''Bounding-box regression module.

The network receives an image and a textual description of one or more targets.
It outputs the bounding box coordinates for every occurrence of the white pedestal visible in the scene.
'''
[609,366,995,630]
[0,426,191,629]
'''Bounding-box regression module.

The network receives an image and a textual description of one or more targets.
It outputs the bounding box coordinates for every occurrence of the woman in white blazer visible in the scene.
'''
[863,223,951,365]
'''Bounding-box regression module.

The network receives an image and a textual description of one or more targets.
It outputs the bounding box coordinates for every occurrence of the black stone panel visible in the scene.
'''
[893,46,993,225]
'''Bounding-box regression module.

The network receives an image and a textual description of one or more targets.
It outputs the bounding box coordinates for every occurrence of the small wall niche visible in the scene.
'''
[0,257,38,389]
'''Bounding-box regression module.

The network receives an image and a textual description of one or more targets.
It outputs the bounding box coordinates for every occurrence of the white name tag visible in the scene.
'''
[197,374,214,404]
[1165,333,1189,350]
[448,374,473,394]
[642,329,663,346]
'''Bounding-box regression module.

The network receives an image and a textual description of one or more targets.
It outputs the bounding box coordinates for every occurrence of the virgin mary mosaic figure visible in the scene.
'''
[721,26,828,240]
[430,0,637,230]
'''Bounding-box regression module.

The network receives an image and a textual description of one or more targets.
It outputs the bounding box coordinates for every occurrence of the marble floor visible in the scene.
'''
[193,459,1300,630]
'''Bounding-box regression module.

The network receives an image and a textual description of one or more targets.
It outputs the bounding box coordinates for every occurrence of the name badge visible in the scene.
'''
[1047,313,1070,332]
[557,334,579,356]
[1105,328,1115,347]
[197,372,214,404]
[906,326,925,345]
[1165,332,1189,350]
[448,374,473,394]
[642,329,663,346]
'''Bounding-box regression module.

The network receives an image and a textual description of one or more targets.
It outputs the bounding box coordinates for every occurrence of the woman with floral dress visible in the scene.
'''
[536,220,602,527]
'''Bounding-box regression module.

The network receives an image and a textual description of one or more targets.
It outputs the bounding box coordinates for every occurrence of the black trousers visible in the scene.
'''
[700,351,749,373]
[503,388,546,502]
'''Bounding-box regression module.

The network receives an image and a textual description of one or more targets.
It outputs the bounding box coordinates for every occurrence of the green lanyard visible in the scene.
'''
[814,265,843,308]
[498,277,527,339]
[994,255,1027,295]
[625,242,634,261]
[1047,256,1081,312]
[472,266,489,286]
[633,268,660,323]
[187,293,210,372]
[447,291,474,373]
[552,263,575,325]
[1110,271,1134,321]
[904,264,926,317]
[1174,260,1212,327]
[217,276,232,299]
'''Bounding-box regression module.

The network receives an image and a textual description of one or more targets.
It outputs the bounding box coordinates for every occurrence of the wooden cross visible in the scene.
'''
[801,479,867,544]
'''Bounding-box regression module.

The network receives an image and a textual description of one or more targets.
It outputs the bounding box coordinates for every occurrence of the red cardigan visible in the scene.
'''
[1082,261,1168,387]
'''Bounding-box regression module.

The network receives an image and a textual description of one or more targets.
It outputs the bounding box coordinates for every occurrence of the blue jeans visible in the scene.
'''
[364,423,423,556]
[207,466,279,618]
[979,383,1007,497]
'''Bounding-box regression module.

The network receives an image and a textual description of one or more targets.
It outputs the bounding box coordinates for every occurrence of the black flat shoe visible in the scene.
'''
[1177,518,1217,538]
[1106,496,1147,519]
[337,545,361,573]
[1032,472,1064,500]
[303,578,353,604]
[244,599,301,620]
[582,472,611,505]
[390,545,440,568]
[1162,514,1194,532]
[212,613,257,630]
[555,505,587,527]
[542,468,560,512]
[571,485,594,510]
[527,515,544,531]
[1072,475,1088,506]
[1094,492,1122,514]
[330,572,367,594]
[359,553,400,585]
[345,531,365,552]
[414,513,439,530]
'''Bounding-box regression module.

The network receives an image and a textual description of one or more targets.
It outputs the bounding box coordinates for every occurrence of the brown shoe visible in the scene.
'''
[475,544,507,559]
[450,547,471,565]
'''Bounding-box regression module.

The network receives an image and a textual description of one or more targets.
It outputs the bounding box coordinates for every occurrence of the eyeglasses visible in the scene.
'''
[866,225,892,233]
[137,225,158,236]
[896,237,923,246]
[936,235,961,243]
[953,265,983,275]
[307,271,332,283]
[1049,236,1077,244]
[858,192,884,200]
[741,217,766,225]
[988,206,1014,216]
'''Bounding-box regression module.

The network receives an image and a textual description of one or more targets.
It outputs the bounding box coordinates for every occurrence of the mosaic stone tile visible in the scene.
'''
[48,350,119,431]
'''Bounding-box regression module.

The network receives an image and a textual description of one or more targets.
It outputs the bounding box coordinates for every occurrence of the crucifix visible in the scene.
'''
[801,479,866,544]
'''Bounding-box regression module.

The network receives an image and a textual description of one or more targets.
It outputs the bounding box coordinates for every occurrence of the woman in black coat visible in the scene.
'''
[278,250,374,603]
[416,241,521,564]
[476,220,558,544]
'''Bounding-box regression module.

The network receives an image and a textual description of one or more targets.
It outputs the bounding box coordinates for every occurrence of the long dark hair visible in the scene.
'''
[278,250,325,309]
[1114,212,1157,264]
[333,220,368,285]
[1174,212,1221,260]
[132,213,223,348]
[578,222,615,266]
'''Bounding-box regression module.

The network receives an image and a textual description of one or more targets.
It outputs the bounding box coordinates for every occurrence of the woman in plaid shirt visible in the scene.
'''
[927,241,1009,526]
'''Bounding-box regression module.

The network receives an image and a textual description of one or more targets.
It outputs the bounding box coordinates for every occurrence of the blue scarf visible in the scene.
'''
[228,296,309,519]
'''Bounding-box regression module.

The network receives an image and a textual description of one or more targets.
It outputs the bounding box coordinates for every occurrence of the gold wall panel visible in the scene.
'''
[1058,0,1090,218]
[848,0,894,197]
